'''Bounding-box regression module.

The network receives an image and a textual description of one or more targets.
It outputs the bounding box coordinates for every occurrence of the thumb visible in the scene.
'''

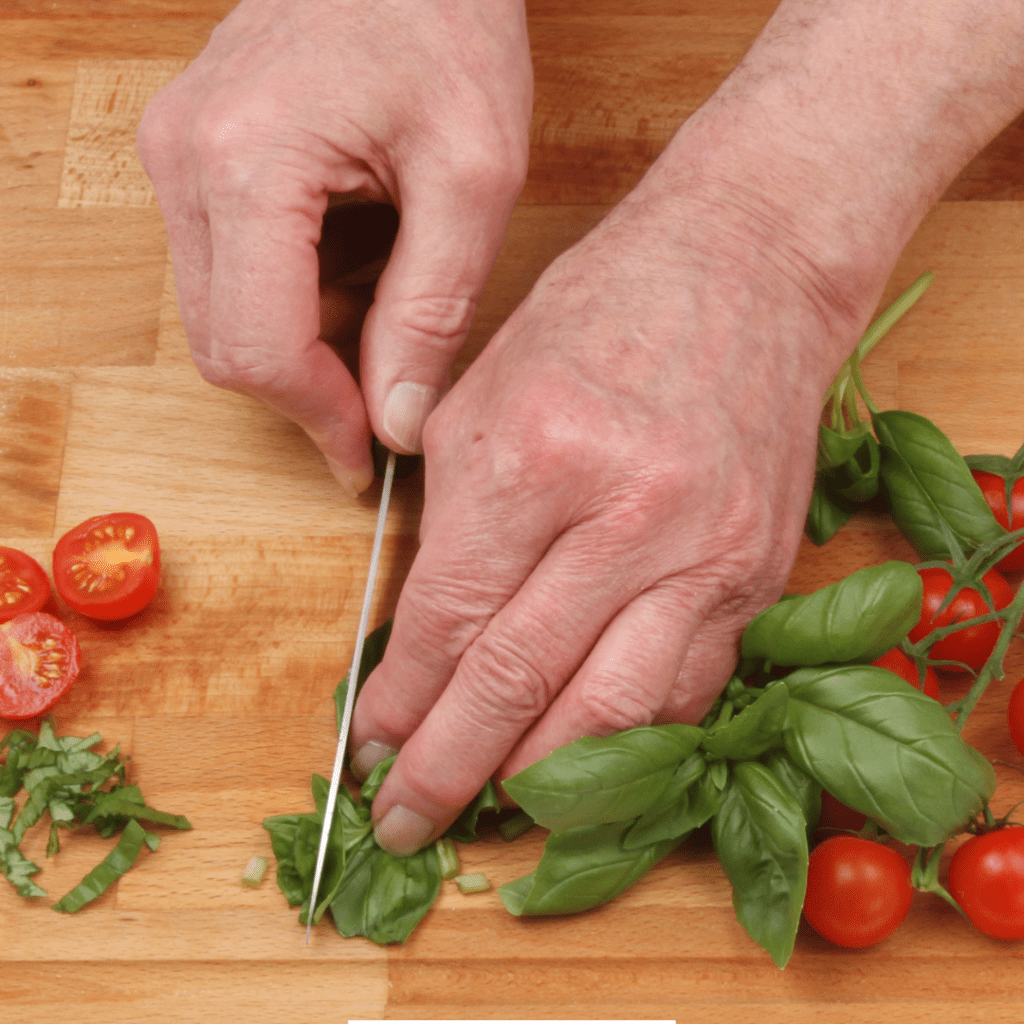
[360,167,522,454]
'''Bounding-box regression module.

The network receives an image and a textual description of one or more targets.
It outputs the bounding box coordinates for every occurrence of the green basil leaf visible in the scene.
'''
[741,561,922,666]
[964,454,1012,476]
[701,684,788,760]
[711,761,808,969]
[52,818,152,913]
[329,831,441,944]
[498,818,683,916]
[445,780,502,842]
[334,619,393,736]
[502,724,703,833]
[874,409,1006,560]
[782,665,995,846]
[1,824,45,897]
[817,423,873,470]
[830,434,881,503]
[804,476,855,546]
[760,750,822,830]
[623,753,722,849]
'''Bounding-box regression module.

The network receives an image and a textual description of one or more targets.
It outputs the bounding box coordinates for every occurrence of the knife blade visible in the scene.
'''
[306,446,397,943]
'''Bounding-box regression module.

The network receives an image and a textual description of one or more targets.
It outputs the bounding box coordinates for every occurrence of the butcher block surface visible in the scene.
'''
[4,2,1024,1021]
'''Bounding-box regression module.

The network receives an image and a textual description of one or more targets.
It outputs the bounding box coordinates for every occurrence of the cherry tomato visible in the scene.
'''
[817,790,867,833]
[53,513,160,621]
[972,470,1024,574]
[1009,677,1024,758]
[803,836,913,948]
[907,565,1013,673]
[0,612,82,719]
[0,547,51,624]
[871,647,941,699]
[948,829,1024,940]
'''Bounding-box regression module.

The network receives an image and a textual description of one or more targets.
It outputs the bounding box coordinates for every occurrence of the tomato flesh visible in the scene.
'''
[0,547,51,624]
[871,647,941,699]
[948,829,1024,940]
[53,513,160,621]
[908,566,1013,673]
[0,612,82,719]
[972,470,1024,574]
[817,790,867,833]
[803,836,913,948]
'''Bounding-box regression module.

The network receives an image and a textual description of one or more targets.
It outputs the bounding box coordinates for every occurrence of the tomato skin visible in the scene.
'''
[972,470,1024,574]
[817,790,868,833]
[0,612,82,719]
[907,566,1014,673]
[948,829,1024,940]
[803,836,913,948]
[0,547,52,624]
[871,647,941,699]
[53,513,160,621]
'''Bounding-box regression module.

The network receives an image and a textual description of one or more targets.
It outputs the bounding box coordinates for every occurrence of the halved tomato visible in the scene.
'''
[53,513,160,621]
[0,547,51,623]
[0,612,82,719]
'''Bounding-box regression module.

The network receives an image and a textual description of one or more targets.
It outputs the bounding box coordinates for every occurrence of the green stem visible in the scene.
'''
[857,271,935,361]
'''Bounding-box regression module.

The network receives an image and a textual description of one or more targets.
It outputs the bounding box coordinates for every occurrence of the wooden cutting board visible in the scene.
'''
[3,3,1024,1021]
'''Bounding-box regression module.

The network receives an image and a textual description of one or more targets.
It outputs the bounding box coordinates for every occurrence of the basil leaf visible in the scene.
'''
[741,561,922,666]
[874,409,1006,560]
[711,761,808,969]
[623,753,722,849]
[760,750,822,830]
[1,824,45,897]
[701,684,788,760]
[498,818,683,916]
[329,831,441,944]
[334,619,393,736]
[52,818,153,913]
[782,665,996,846]
[964,454,1012,476]
[830,433,881,503]
[445,780,502,842]
[502,724,703,833]
[804,476,855,546]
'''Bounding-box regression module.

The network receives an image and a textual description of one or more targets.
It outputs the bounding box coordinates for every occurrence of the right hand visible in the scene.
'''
[137,0,533,492]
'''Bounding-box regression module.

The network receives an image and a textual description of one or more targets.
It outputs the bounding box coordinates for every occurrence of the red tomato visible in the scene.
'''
[907,566,1014,673]
[0,547,51,624]
[0,612,82,719]
[871,647,941,699]
[1009,677,1024,758]
[803,836,913,948]
[53,513,160,621]
[972,470,1024,574]
[817,790,867,833]
[948,829,1024,940]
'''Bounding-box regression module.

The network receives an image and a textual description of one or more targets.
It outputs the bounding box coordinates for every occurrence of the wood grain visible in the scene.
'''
[4,2,1024,1021]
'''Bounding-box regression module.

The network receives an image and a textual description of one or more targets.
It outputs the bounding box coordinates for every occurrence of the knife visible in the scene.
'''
[306,446,397,943]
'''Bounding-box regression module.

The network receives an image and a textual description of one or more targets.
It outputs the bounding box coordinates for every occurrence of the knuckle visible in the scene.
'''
[576,679,659,736]
[392,294,477,353]
[458,633,558,726]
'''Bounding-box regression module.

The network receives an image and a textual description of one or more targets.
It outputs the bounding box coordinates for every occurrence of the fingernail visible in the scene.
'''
[382,382,437,454]
[350,739,398,782]
[374,804,436,858]
[326,457,375,497]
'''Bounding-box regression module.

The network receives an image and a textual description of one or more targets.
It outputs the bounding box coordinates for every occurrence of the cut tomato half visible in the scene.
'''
[53,513,160,621]
[0,547,51,623]
[0,612,82,719]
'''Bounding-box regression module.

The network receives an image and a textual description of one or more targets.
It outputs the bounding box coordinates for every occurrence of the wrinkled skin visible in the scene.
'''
[138,0,1024,855]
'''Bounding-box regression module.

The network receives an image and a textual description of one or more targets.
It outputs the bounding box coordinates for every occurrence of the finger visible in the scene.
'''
[204,187,376,494]
[360,162,524,455]
[496,581,713,780]
[360,529,658,855]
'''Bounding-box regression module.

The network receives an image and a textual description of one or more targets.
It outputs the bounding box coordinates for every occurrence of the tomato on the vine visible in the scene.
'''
[872,647,941,699]
[0,612,82,719]
[53,513,160,621]
[948,829,1024,940]
[0,547,51,624]
[972,470,1024,574]
[907,565,1013,673]
[802,836,913,948]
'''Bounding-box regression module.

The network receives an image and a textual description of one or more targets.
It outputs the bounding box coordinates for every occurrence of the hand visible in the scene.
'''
[348,131,876,856]
[137,0,532,491]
